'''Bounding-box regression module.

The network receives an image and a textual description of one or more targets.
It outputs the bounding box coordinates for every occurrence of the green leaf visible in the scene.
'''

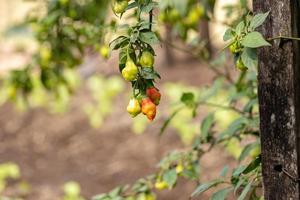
[138,20,151,31]
[141,2,158,13]
[140,68,160,79]
[163,169,177,187]
[201,113,215,141]
[126,2,138,10]
[234,178,246,194]
[241,48,258,69]
[110,36,129,50]
[210,188,232,200]
[92,194,108,200]
[191,180,224,197]
[109,187,121,197]
[237,181,252,200]
[219,117,248,140]
[220,165,229,177]
[250,11,270,30]
[223,28,234,41]
[235,21,245,35]
[243,99,258,112]
[241,32,271,48]
[242,155,261,174]
[238,142,259,162]
[139,31,160,44]
[232,166,247,177]
[181,92,195,107]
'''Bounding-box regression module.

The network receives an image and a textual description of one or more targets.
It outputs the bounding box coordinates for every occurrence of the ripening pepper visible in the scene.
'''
[127,98,141,117]
[140,51,154,67]
[122,59,138,81]
[146,87,161,105]
[141,98,156,121]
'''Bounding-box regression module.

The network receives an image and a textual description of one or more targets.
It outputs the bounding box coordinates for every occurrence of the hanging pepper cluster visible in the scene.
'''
[111,0,161,121]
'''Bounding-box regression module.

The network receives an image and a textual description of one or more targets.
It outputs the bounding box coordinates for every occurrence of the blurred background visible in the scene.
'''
[0,0,251,199]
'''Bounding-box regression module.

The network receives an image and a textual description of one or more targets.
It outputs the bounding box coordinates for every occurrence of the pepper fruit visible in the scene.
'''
[122,59,138,81]
[140,51,154,68]
[154,180,168,190]
[146,193,156,200]
[175,164,184,174]
[141,98,156,121]
[184,5,205,26]
[99,45,110,59]
[127,98,141,117]
[168,8,181,22]
[113,0,128,14]
[59,0,69,6]
[229,42,241,54]
[146,87,161,105]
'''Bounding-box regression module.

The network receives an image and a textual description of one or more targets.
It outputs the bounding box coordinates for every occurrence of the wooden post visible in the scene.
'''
[253,0,300,199]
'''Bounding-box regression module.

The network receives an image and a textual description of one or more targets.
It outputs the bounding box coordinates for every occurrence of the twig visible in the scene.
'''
[161,38,234,83]
[267,36,300,41]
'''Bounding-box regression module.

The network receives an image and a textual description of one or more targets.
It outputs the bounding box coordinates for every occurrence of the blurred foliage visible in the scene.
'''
[0,162,30,200]
[157,0,215,59]
[84,75,125,128]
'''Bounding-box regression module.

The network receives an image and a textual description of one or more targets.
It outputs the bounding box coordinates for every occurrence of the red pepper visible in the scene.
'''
[146,87,161,105]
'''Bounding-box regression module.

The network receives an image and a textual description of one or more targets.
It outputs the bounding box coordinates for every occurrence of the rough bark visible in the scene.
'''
[253,0,300,199]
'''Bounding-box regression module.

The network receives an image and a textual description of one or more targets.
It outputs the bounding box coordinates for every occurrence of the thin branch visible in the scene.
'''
[161,38,234,83]
[198,101,245,115]
[267,36,300,41]
[149,10,153,31]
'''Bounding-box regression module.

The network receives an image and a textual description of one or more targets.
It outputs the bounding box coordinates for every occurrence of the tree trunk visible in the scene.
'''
[253,0,300,199]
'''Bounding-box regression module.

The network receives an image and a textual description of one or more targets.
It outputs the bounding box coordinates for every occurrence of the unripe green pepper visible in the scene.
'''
[122,59,138,81]
[175,164,184,174]
[113,0,128,14]
[127,98,141,117]
[99,45,110,59]
[169,8,180,22]
[140,51,154,68]
[236,58,248,71]
[154,180,168,190]
[229,42,241,54]
[145,193,156,200]
[184,5,205,26]
[59,0,69,6]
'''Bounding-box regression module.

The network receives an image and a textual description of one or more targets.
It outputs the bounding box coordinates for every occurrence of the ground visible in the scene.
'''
[0,46,236,200]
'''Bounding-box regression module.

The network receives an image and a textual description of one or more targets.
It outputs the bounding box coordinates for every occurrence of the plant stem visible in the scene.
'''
[149,10,153,31]
[267,36,300,41]
[198,101,245,115]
